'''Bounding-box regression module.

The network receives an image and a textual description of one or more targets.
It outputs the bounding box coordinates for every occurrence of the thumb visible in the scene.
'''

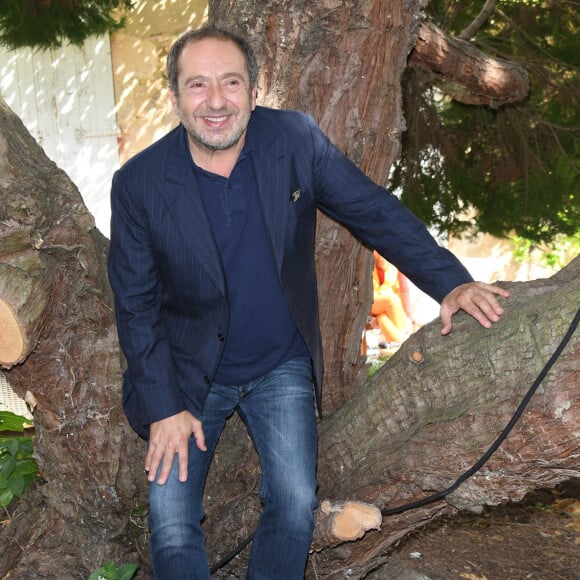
[439,305,454,336]
[192,420,207,452]
[440,319,452,336]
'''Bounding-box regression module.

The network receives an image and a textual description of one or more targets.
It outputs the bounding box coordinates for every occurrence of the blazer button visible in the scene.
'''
[217,333,225,341]
[204,375,213,385]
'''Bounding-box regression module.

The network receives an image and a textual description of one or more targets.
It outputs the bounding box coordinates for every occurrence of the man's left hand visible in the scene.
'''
[440,282,509,336]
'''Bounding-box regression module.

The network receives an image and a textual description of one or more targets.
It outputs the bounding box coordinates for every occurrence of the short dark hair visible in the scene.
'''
[167,24,258,94]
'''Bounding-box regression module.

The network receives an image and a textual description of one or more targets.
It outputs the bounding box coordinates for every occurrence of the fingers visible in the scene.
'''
[176,443,189,483]
[145,432,183,485]
[440,282,509,335]
[144,440,163,484]
[145,410,205,485]
[440,314,454,336]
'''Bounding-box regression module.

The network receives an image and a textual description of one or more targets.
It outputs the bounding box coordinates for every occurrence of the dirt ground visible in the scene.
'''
[365,479,580,580]
[209,480,580,579]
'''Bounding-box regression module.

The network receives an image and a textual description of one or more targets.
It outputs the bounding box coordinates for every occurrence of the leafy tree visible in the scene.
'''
[0,0,133,49]
[393,0,579,245]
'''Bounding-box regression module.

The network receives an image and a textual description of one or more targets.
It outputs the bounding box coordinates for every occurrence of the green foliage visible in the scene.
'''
[392,0,579,246]
[367,355,391,379]
[511,230,580,269]
[0,0,134,50]
[0,411,38,507]
[90,561,138,580]
[0,410,32,432]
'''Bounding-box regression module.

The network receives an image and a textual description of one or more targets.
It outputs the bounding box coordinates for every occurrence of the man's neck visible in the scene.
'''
[188,138,244,178]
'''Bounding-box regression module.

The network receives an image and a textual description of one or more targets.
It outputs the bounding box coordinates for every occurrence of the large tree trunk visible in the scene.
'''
[211,0,424,414]
[0,0,550,578]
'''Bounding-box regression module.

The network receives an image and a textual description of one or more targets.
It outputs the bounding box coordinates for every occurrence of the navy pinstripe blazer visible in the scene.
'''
[108,106,472,438]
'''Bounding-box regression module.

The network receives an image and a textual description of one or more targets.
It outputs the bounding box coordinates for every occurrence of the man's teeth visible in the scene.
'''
[206,116,228,122]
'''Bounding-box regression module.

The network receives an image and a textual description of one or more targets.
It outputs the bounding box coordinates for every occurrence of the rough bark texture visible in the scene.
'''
[0,0,551,578]
[310,260,579,578]
[409,21,530,107]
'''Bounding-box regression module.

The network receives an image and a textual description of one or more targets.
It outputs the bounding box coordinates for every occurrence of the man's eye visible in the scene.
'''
[224,79,241,90]
[184,82,205,93]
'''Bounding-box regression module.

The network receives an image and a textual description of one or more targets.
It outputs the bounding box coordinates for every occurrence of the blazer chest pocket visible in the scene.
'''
[288,186,314,218]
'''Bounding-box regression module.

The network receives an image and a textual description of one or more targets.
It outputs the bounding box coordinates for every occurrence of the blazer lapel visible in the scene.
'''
[162,128,226,295]
[250,133,291,274]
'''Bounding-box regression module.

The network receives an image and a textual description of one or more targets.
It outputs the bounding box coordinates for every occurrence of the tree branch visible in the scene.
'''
[458,0,498,39]
[409,20,529,107]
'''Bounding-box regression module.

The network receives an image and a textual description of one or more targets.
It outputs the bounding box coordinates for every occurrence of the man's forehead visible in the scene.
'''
[179,38,246,69]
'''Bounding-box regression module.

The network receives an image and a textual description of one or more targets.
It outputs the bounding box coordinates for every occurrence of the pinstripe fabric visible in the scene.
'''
[108,106,472,438]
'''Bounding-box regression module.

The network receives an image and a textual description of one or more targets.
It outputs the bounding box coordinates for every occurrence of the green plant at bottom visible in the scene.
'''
[90,561,138,580]
[0,411,38,507]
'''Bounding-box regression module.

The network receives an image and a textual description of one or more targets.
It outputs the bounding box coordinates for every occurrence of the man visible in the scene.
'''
[108,25,509,579]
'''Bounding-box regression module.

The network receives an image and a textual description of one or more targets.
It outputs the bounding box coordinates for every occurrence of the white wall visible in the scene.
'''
[0,36,119,237]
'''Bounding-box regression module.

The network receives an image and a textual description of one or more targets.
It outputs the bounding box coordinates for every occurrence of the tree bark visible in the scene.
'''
[409,21,529,107]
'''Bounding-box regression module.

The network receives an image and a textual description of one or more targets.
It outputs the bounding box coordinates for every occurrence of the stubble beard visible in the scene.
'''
[180,108,251,153]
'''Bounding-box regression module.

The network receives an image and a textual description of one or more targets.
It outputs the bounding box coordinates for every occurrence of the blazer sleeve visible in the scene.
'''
[301,114,473,303]
[108,168,186,428]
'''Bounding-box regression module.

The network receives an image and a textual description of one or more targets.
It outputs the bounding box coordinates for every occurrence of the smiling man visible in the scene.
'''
[170,36,257,168]
[108,25,508,580]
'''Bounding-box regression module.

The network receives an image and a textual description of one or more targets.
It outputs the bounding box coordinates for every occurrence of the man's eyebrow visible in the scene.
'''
[181,72,247,85]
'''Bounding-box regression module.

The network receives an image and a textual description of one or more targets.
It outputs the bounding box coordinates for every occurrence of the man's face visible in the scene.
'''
[170,37,257,153]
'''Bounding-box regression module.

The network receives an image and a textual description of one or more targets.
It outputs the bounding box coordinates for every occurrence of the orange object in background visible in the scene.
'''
[370,252,411,344]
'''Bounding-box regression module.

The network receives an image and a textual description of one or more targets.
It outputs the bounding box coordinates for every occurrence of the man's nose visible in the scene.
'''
[206,82,227,109]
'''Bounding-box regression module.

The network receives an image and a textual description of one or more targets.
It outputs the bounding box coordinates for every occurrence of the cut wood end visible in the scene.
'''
[332,501,382,541]
[0,298,26,367]
[410,350,424,363]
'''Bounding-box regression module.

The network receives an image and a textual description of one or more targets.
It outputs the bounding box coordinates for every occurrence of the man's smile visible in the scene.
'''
[204,115,229,124]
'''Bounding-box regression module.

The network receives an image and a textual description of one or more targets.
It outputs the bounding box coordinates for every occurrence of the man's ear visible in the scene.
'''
[251,86,258,110]
[169,90,179,114]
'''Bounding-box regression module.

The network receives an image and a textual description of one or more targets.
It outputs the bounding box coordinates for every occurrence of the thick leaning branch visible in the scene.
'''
[310,259,580,578]
[0,97,145,578]
[202,259,580,578]
[409,20,529,106]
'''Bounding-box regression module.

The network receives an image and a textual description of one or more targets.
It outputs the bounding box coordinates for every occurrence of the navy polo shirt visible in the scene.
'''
[190,141,308,386]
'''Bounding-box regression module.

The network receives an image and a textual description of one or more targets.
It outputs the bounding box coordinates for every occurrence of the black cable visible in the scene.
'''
[210,534,254,573]
[211,306,580,572]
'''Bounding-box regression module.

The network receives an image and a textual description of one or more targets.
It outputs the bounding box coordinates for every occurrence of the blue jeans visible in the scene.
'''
[148,357,318,579]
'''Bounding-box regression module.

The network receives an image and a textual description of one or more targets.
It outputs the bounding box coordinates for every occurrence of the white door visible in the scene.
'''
[0,35,119,238]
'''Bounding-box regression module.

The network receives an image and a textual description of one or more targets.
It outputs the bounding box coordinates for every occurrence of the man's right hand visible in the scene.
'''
[145,410,207,485]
